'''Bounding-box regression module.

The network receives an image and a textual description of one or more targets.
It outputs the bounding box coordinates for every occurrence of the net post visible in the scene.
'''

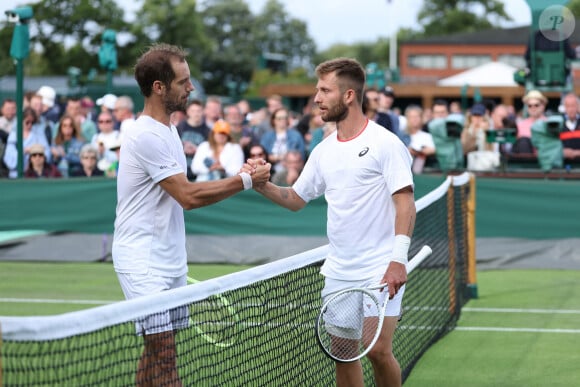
[446,181,457,315]
[466,174,479,299]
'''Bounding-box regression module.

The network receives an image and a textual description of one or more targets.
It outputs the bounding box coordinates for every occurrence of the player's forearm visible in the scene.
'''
[393,189,416,237]
[254,182,305,212]
[185,176,246,209]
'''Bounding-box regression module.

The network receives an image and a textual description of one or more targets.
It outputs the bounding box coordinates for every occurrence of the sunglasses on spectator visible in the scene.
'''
[82,156,97,160]
[98,119,112,123]
[30,153,44,157]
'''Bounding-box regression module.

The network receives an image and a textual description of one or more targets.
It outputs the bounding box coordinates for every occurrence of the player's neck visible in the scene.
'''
[142,99,171,127]
[336,112,368,141]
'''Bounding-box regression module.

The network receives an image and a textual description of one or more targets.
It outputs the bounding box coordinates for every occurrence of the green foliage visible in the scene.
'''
[253,0,316,69]
[0,0,523,95]
[199,0,259,96]
[31,0,127,71]
[244,67,313,97]
[417,0,512,36]
[0,27,15,77]
[566,0,580,16]
[136,0,209,77]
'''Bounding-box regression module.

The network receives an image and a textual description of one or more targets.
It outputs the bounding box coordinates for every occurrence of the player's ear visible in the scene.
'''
[344,89,355,105]
[152,80,165,96]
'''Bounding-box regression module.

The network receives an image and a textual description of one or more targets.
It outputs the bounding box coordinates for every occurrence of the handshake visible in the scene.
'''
[239,157,271,190]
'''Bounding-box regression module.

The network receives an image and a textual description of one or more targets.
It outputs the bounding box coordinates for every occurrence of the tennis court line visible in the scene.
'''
[463,307,580,314]
[0,298,116,305]
[456,327,580,334]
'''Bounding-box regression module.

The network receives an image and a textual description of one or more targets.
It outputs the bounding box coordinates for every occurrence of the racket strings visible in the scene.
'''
[318,290,381,362]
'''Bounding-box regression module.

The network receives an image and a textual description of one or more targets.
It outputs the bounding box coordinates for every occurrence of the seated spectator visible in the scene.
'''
[224,103,256,157]
[560,92,580,161]
[461,103,499,171]
[177,100,209,180]
[91,111,120,172]
[105,138,122,178]
[248,143,271,180]
[51,114,87,177]
[3,108,51,178]
[461,103,492,154]
[0,98,17,177]
[191,120,244,181]
[24,143,62,178]
[113,95,136,133]
[70,144,104,177]
[248,143,269,163]
[514,90,547,154]
[271,150,305,187]
[0,98,17,137]
[260,107,305,173]
[404,105,436,174]
[307,112,324,156]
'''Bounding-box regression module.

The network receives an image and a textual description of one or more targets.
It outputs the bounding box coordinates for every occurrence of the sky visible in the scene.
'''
[1,0,532,50]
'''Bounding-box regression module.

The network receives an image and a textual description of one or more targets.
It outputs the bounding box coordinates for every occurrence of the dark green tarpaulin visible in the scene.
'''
[0,175,578,239]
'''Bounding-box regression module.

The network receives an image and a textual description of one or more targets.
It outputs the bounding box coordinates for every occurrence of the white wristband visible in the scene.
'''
[391,235,410,265]
[239,172,252,190]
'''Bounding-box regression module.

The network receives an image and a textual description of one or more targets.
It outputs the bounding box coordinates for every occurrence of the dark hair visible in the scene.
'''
[432,98,448,108]
[270,107,289,128]
[247,142,269,161]
[315,58,365,105]
[22,107,38,125]
[134,43,187,97]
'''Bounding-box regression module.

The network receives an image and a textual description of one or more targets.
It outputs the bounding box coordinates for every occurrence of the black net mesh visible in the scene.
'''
[1,176,472,386]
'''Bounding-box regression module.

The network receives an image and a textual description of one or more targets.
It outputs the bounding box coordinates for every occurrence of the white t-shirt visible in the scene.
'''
[409,130,435,152]
[112,115,188,276]
[190,141,244,180]
[293,120,413,280]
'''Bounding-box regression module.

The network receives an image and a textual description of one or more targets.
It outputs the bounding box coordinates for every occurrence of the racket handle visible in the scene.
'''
[406,245,432,274]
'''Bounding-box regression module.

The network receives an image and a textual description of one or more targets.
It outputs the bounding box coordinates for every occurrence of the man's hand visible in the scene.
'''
[382,262,407,299]
[251,163,271,186]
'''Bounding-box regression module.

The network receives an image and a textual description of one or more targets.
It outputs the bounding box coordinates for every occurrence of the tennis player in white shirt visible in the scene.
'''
[252,58,416,387]
[112,43,270,386]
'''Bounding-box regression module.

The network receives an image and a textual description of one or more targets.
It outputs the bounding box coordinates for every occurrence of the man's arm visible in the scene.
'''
[253,181,307,212]
[160,164,270,210]
[383,185,416,298]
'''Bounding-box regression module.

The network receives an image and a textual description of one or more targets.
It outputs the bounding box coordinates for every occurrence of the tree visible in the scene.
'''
[566,0,580,17]
[30,0,128,74]
[199,0,260,96]
[131,0,209,77]
[417,0,512,36]
[253,0,316,71]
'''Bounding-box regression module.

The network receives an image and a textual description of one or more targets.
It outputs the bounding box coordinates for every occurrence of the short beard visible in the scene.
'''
[162,85,187,116]
[322,99,348,123]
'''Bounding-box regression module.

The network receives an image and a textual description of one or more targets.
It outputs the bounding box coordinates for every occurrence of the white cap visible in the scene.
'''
[37,86,56,108]
[96,94,118,110]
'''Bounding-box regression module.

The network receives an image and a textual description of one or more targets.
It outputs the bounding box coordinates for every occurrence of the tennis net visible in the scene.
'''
[0,172,474,386]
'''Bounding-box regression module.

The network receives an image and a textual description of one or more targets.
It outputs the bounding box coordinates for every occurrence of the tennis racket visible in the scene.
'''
[315,245,432,362]
[187,276,239,348]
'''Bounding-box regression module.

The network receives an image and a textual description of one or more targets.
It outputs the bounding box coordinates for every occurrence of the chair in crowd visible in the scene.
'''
[428,117,464,172]
[531,115,564,172]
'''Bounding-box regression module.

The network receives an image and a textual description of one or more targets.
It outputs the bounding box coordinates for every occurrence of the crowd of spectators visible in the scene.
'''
[1,85,579,181]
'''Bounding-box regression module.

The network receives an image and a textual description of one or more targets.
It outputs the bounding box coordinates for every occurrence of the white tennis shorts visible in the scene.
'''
[321,275,405,318]
[116,272,189,335]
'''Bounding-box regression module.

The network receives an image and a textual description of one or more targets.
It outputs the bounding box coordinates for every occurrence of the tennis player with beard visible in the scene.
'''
[252,57,415,387]
[112,43,270,386]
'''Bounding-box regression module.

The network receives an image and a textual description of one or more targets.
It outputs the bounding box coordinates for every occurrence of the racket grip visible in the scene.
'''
[406,245,432,273]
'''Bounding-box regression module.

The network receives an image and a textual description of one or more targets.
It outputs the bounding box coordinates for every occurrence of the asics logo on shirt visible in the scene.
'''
[358,147,369,157]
